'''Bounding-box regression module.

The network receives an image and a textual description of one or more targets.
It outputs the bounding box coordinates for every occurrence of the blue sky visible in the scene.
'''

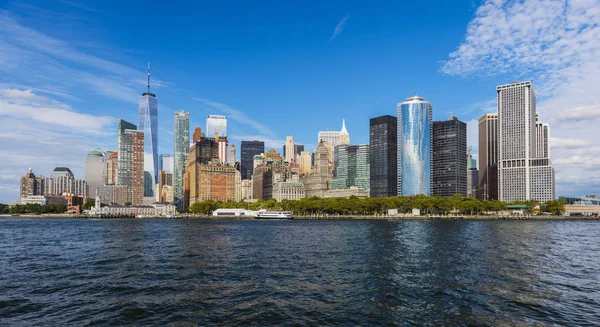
[1,0,599,203]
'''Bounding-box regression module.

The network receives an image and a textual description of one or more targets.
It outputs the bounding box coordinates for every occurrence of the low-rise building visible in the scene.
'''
[273,181,305,201]
[89,198,177,217]
[322,186,370,199]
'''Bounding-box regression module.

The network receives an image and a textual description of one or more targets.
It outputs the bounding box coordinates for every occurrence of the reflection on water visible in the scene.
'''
[0,219,598,325]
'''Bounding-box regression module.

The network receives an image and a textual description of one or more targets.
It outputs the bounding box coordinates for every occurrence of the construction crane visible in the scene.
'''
[215,121,225,142]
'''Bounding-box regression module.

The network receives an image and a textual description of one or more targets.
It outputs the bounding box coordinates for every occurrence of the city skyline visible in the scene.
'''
[1,0,599,203]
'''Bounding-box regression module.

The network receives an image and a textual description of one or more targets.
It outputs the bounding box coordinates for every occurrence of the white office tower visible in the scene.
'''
[497,81,554,203]
[285,136,295,163]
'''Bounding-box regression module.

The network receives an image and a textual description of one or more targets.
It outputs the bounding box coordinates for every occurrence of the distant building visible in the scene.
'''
[117,119,137,186]
[332,144,370,190]
[300,140,332,198]
[158,170,173,202]
[298,151,312,175]
[284,143,305,160]
[252,164,273,200]
[97,184,129,205]
[273,181,305,201]
[477,113,499,200]
[235,170,242,202]
[173,111,190,209]
[206,115,227,138]
[467,150,478,198]
[189,137,219,165]
[318,119,350,167]
[323,186,369,199]
[119,129,144,205]
[51,167,88,197]
[397,95,432,196]
[90,200,177,217]
[138,64,159,199]
[161,185,174,203]
[369,115,397,197]
[85,149,106,197]
[497,81,555,202]
[432,117,467,197]
[20,168,44,198]
[192,127,204,143]
[241,179,253,200]
[105,152,118,185]
[241,140,264,180]
[185,160,236,207]
[265,149,282,161]
[228,144,236,166]
[284,136,295,163]
[218,137,228,165]
[159,154,174,174]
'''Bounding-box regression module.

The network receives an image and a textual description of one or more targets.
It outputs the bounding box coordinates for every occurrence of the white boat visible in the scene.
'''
[256,209,293,219]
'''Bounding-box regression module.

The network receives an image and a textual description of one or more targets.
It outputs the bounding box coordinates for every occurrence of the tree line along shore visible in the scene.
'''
[0,195,569,218]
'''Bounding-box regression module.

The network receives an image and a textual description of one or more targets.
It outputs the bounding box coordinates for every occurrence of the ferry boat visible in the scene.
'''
[256,209,293,219]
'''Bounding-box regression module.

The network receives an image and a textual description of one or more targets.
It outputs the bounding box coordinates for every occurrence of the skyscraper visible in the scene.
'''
[241,140,265,180]
[432,117,467,196]
[159,154,174,173]
[369,115,397,197]
[284,136,295,163]
[117,119,136,184]
[206,115,227,138]
[332,144,370,190]
[397,95,432,196]
[300,140,332,198]
[20,169,44,198]
[173,111,190,209]
[138,63,159,198]
[298,151,312,175]
[228,144,236,166]
[498,81,534,202]
[467,149,478,198]
[477,113,499,200]
[118,129,144,205]
[85,149,106,197]
[497,81,555,202]
[318,119,350,169]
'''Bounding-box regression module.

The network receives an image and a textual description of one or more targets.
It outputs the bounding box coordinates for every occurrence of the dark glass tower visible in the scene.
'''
[241,140,265,180]
[369,115,397,197]
[432,117,467,196]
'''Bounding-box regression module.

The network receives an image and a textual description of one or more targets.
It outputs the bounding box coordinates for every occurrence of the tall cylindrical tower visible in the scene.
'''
[397,95,432,196]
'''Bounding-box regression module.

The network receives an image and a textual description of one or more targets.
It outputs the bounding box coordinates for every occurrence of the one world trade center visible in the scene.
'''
[139,63,158,200]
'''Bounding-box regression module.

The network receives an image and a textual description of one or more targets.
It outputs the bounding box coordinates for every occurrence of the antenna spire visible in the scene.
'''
[147,62,151,94]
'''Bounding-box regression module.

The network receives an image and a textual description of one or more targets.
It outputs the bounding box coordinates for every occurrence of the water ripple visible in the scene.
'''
[0,218,599,325]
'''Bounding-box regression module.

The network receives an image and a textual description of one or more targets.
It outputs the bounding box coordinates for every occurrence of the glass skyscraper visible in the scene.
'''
[241,140,265,180]
[332,144,370,190]
[173,111,190,209]
[397,95,432,196]
[159,154,174,173]
[138,64,159,198]
[369,115,397,197]
[206,115,227,138]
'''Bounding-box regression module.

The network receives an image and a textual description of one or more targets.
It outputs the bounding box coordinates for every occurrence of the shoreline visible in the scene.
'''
[1,214,599,221]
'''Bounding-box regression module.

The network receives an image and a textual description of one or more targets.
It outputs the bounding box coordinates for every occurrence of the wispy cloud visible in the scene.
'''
[59,0,101,13]
[442,0,600,195]
[330,14,349,42]
[193,98,277,138]
[228,135,285,150]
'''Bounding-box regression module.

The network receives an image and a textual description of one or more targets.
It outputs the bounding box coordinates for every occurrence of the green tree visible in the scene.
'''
[83,199,96,210]
[543,199,566,216]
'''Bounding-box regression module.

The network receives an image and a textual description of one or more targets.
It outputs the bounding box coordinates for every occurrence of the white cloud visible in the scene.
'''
[550,137,588,149]
[443,0,600,195]
[559,104,600,122]
[1,88,114,133]
[228,135,286,151]
[330,14,349,42]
